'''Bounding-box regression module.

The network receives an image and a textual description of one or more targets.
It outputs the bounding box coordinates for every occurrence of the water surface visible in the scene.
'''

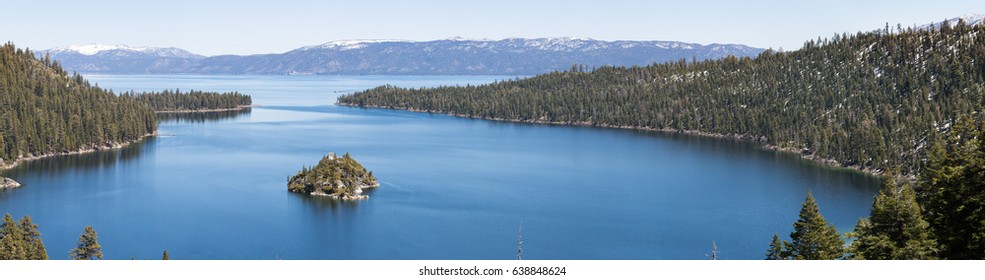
[0,75,879,259]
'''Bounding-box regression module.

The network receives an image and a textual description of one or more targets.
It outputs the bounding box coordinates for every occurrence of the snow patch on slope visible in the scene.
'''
[301,39,411,51]
[53,44,153,55]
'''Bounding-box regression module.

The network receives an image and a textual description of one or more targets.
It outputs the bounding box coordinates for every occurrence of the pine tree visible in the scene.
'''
[848,171,937,259]
[69,225,103,260]
[788,192,844,260]
[765,233,790,260]
[162,250,170,260]
[917,114,985,259]
[17,215,48,260]
[0,213,28,260]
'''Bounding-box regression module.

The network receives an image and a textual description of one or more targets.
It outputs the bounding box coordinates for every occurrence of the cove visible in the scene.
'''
[0,75,879,259]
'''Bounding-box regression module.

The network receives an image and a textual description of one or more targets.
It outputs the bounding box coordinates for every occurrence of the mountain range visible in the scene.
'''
[39,37,764,75]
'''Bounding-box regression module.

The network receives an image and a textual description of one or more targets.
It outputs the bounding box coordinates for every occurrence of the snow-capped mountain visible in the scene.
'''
[918,13,985,30]
[48,44,202,58]
[40,44,204,73]
[42,38,764,75]
[298,39,413,51]
[244,37,764,75]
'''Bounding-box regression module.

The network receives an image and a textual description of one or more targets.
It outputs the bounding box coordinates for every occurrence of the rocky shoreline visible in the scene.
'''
[338,103,896,179]
[309,181,381,200]
[0,131,157,171]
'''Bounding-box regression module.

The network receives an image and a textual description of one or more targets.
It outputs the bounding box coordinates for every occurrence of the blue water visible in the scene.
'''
[0,75,879,260]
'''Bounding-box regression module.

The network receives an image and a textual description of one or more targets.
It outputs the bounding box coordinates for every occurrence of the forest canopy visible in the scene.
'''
[123,89,251,112]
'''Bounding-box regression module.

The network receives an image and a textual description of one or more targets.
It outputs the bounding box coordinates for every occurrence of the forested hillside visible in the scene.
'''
[0,43,156,168]
[339,21,985,176]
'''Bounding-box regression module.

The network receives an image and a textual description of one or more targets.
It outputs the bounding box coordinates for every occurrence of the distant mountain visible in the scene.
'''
[42,44,203,74]
[40,38,765,75]
[918,13,984,30]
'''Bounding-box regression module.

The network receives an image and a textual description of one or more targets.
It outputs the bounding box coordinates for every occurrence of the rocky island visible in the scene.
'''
[1,177,21,189]
[288,152,379,200]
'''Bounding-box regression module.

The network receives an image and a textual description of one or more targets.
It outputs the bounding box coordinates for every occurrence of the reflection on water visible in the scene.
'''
[1,138,151,179]
[156,108,251,124]
[289,191,367,211]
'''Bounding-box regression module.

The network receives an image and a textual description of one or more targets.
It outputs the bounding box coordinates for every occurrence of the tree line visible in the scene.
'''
[123,89,252,112]
[339,20,985,177]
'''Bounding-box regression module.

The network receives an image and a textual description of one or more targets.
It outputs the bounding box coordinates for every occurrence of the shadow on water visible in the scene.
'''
[157,108,252,124]
[0,137,153,179]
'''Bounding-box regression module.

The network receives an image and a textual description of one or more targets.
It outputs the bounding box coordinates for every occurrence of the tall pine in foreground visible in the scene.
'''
[848,171,937,259]
[0,213,48,260]
[17,215,48,260]
[69,225,103,260]
[0,213,27,260]
[917,114,985,259]
[787,192,844,260]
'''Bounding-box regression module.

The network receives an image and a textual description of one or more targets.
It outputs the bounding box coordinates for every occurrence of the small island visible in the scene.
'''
[1,177,21,189]
[288,152,379,200]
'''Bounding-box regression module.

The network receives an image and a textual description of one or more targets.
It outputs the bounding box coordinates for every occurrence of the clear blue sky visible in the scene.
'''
[3,0,983,55]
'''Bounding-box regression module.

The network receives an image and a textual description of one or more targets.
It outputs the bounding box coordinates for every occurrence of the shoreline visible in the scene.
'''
[154,105,252,113]
[0,131,157,171]
[310,182,380,200]
[300,181,380,201]
[338,102,896,179]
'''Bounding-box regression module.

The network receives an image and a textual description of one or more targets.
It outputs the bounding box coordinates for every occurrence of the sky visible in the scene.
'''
[2,0,984,56]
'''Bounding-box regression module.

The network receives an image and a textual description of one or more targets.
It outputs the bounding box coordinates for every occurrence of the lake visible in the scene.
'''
[0,75,879,260]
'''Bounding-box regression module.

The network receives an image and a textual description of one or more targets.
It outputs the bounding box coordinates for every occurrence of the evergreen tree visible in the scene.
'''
[0,213,48,260]
[162,250,170,260]
[17,215,48,260]
[69,225,103,260]
[848,171,937,259]
[788,192,844,260]
[0,213,28,260]
[917,114,985,259]
[765,233,790,260]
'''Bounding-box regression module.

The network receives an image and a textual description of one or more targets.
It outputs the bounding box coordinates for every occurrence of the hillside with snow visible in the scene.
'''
[40,38,763,75]
[918,13,984,29]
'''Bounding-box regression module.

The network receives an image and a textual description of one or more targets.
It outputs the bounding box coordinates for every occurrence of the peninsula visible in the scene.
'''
[123,90,252,113]
[288,152,379,200]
